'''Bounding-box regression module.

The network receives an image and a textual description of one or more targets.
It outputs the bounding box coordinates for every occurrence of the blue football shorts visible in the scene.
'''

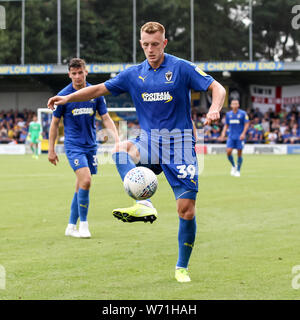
[227,138,244,150]
[130,134,198,200]
[65,147,98,175]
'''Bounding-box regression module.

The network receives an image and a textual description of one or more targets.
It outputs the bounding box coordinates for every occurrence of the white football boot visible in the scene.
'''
[79,221,91,238]
[234,170,241,177]
[65,224,80,238]
[230,166,237,176]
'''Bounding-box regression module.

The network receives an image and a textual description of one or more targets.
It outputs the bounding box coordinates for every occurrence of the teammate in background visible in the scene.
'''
[28,114,41,159]
[47,23,226,282]
[48,58,119,238]
[219,99,250,177]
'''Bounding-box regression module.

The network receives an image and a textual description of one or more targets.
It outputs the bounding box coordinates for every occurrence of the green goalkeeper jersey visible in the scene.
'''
[29,121,41,143]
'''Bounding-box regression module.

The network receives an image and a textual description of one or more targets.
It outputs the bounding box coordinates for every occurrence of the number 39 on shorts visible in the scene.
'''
[176,164,196,179]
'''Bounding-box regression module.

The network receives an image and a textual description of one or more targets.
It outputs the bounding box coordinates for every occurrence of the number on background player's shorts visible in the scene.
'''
[65,148,98,174]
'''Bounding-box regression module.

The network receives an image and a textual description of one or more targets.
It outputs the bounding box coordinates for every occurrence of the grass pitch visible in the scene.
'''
[0,153,299,300]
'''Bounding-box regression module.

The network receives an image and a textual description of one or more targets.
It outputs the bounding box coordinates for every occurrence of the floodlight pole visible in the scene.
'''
[21,0,25,64]
[133,0,136,64]
[76,0,80,58]
[191,0,194,62]
[249,0,253,61]
[57,0,61,64]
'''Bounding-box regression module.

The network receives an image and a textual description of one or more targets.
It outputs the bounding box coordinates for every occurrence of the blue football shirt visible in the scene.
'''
[225,109,249,140]
[53,82,107,149]
[105,53,214,139]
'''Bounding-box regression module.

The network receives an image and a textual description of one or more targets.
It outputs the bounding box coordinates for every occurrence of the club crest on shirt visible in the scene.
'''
[165,71,173,82]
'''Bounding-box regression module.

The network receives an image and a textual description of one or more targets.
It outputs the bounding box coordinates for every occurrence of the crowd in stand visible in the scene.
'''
[0,109,36,144]
[1,106,300,145]
[193,105,300,144]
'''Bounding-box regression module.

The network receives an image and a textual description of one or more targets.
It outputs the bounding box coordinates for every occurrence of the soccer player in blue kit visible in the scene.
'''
[48,58,119,238]
[48,23,226,282]
[220,99,250,177]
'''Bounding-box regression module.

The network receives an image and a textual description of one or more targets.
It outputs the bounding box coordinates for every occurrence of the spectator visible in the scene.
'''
[266,107,277,120]
[290,124,300,144]
[275,129,283,144]
[261,118,270,133]
[253,126,264,143]
[211,124,221,143]
[287,106,299,122]
[0,123,9,143]
[19,128,28,144]
[254,107,264,121]
[270,118,281,131]
[246,123,257,143]
[282,128,292,144]
[204,125,212,143]
[268,129,278,144]
[7,124,14,140]
[279,120,289,135]
[279,107,288,121]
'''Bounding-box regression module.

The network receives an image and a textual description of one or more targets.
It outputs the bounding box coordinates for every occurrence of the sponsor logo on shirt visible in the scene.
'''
[141,91,173,103]
[229,119,240,124]
[72,108,94,116]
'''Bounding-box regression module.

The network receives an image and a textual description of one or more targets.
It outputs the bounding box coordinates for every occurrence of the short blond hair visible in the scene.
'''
[140,22,165,36]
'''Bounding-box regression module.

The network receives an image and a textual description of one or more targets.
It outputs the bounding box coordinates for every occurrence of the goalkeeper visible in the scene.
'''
[27,114,42,159]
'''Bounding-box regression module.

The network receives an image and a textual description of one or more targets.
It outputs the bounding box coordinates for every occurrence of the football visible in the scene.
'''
[123,167,158,200]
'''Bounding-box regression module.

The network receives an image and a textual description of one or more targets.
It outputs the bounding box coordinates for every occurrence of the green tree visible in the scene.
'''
[0,1,22,64]
[252,0,300,61]
[194,0,249,61]
[1,0,299,64]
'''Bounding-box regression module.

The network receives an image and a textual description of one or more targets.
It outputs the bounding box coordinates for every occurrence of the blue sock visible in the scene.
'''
[112,151,136,181]
[78,188,89,222]
[237,156,243,171]
[176,216,197,269]
[69,192,79,225]
[227,154,235,167]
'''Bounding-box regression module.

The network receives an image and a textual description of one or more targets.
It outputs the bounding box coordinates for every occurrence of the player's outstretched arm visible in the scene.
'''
[47,83,110,110]
[204,80,226,125]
